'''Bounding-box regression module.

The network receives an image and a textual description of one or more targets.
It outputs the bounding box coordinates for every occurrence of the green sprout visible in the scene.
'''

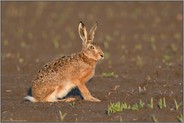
[102,72,118,78]
[104,52,110,59]
[103,41,109,49]
[177,114,183,122]
[135,44,142,50]
[69,101,76,107]
[122,102,131,110]
[152,115,158,122]
[27,32,33,39]
[174,99,182,110]
[163,97,166,108]
[59,111,67,122]
[107,102,123,114]
[20,41,26,48]
[131,103,139,111]
[136,55,143,67]
[53,38,59,49]
[170,44,178,53]
[158,97,167,109]
[162,54,172,66]
[139,99,145,109]
[107,100,145,114]
[148,97,154,109]
[158,99,163,109]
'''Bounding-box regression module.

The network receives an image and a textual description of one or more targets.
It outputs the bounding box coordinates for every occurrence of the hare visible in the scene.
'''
[24,21,104,102]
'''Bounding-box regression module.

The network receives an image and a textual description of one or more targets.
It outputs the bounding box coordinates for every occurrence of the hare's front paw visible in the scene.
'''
[85,96,101,102]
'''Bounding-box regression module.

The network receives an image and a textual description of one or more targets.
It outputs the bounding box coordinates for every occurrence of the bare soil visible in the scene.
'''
[1,1,183,122]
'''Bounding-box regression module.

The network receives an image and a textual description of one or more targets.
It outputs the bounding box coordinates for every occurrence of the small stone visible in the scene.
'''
[6,90,12,93]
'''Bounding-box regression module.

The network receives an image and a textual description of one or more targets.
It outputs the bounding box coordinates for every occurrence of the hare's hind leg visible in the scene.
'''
[46,84,76,102]
[44,85,63,102]
[45,88,58,102]
[56,82,76,99]
[58,97,76,102]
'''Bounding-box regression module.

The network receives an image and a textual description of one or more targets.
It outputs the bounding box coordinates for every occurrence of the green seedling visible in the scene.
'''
[162,54,172,66]
[108,100,145,114]
[69,101,76,107]
[131,103,139,111]
[174,99,182,110]
[27,32,33,39]
[122,102,127,109]
[105,35,112,42]
[59,111,67,122]
[103,41,109,49]
[158,99,163,109]
[102,72,118,78]
[20,41,26,48]
[158,97,167,109]
[170,44,178,52]
[139,99,145,109]
[150,35,156,43]
[177,114,183,122]
[122,102,131,109]
[104,52,110,59]
[53,39,59,49]
[136,55,143,67]
[152,115,158,122]
[131,100,145,111]
[107,102,123,114]
[127,105,131,109]
[148,97,154,109]
[124,102,130,109]
[135,44,142,50]
[163,97,166,108]
[163,54,171,62]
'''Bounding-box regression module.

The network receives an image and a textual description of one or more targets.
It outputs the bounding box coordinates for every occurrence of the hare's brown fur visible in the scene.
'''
[25,21,104,102]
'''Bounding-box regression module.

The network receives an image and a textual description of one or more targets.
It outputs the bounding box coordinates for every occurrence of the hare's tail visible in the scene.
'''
[24,96,37,102]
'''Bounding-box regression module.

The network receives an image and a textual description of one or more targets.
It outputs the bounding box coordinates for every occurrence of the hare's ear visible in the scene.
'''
[88,21,98,41]
[78,21,88,42]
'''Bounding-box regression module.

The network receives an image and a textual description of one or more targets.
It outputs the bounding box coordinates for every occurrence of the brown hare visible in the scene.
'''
[25,21,104,102]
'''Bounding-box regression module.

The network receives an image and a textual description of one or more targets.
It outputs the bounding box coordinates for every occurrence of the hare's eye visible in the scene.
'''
[89,45,94,49]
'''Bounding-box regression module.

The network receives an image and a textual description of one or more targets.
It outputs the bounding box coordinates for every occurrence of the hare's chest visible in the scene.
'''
[89,69,95,79]
[79,67,95,83]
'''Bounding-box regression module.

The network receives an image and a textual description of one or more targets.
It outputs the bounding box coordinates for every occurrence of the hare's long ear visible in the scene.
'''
[78,21,88,43]
[88,22,98,42]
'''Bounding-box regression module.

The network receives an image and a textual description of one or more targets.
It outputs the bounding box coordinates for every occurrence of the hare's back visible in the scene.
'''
[34,53,83,81]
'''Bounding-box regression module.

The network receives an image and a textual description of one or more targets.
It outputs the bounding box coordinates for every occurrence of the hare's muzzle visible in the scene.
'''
[100,54,104,59]
[100,53,104,60]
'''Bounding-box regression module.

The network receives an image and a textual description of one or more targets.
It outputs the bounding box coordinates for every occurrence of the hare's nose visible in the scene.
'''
[100,54,104,59]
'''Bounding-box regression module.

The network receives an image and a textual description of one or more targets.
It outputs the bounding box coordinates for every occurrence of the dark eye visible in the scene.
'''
[89,45,94,49]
